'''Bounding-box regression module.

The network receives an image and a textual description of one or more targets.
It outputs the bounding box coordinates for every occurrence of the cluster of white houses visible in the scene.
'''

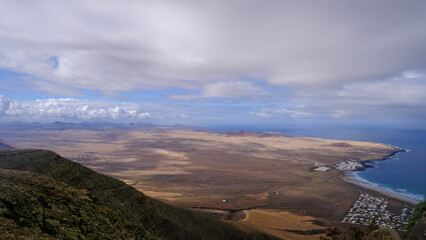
[335,160,364,171]
[314,160,364,172]
[342,194,413,231]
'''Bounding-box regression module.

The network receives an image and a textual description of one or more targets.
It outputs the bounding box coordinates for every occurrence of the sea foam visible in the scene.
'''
[347,171,425,203]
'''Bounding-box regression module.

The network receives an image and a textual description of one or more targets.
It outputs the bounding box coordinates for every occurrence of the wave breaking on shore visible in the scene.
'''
[347,171,424,203]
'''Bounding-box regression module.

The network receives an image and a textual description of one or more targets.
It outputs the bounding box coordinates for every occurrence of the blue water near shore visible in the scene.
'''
[210,125,426,203]
[288,128,426,203]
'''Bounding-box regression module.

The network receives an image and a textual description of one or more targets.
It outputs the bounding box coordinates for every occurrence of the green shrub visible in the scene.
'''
[406,200,426,232]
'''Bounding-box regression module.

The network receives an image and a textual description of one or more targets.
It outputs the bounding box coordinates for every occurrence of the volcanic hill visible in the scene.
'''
[0,149,276,240]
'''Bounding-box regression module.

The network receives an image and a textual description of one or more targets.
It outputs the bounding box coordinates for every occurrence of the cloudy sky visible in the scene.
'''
[1,0,425,128]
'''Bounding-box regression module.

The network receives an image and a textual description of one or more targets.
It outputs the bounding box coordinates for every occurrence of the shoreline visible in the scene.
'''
[341,172,418,205]
[357,148,405,171]
[342,148,420,205]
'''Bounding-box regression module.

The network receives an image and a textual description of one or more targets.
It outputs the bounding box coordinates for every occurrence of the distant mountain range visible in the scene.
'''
[224,130,279,137]
[0,121,275,136]
[0,149,276,239]
[0,140,13,149]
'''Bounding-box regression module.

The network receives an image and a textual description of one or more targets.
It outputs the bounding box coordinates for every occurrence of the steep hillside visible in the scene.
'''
[0,149,275,240]
[0,140,13,149]
[0,169,157,240]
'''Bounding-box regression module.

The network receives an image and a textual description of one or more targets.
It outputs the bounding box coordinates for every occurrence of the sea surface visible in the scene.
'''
[210,125,426,203]
[290,128,426,203]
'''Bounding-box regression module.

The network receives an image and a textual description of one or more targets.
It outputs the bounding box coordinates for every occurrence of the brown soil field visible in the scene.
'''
[240,209,328,240]
[0,128,413,239]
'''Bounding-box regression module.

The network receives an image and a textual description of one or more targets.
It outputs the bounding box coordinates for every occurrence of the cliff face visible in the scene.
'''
[0,149,275,240]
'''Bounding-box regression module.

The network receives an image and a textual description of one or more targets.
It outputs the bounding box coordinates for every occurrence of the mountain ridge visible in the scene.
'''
[0,140,13,149]
[0,149,276,240]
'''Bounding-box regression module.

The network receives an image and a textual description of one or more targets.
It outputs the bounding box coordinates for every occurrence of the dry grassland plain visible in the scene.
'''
[0,128,413,239]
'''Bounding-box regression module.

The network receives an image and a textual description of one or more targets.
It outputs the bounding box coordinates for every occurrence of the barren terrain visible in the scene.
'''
[0,128,411,239]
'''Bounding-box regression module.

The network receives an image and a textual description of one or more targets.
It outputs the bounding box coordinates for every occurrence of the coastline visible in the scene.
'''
[341,172,417,205]
[341,148,420,205]
[357,147,405,171]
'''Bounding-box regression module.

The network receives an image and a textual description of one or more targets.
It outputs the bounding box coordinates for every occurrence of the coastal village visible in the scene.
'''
[314,161,414,231]
[336,160,364,171]
[314,160,364,171]
[342,194,414,231]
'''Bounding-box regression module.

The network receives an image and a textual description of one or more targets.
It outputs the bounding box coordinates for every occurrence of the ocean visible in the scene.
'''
[290,128,426,203]
[210,125,426,203]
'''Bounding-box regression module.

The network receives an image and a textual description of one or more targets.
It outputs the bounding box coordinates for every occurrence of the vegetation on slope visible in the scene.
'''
[0,149,275,240]
[406,200,426,232]
[0,169,156,240]
[320,203,426,240]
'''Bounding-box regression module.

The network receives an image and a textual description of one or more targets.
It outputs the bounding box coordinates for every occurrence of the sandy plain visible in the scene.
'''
[0,128,414,239]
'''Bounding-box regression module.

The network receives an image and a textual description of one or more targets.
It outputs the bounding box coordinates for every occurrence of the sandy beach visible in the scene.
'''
[341,173,418,205]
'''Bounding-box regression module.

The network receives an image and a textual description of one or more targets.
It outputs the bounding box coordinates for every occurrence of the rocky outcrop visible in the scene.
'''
[409,211,426,240]
[365,227,402,240]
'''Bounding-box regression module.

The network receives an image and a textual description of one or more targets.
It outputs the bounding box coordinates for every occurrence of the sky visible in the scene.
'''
[0,0,426,128]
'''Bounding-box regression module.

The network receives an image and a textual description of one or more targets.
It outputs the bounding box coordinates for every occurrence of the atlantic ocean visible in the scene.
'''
[210,125,426,203]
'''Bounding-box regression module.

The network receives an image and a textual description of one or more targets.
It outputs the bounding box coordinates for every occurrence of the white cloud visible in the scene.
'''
[1,1,426,126]
[0,96,152,121]
[248,70,426,121]
[203,82,267,98]
[285,71,426,119]
[402,70,422,79]
[170,81,268,100]
[336,76,426,106]
[250,108,311,119]
[0,1,425,96]
[180,113,189,119]
[0,95,11,116]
